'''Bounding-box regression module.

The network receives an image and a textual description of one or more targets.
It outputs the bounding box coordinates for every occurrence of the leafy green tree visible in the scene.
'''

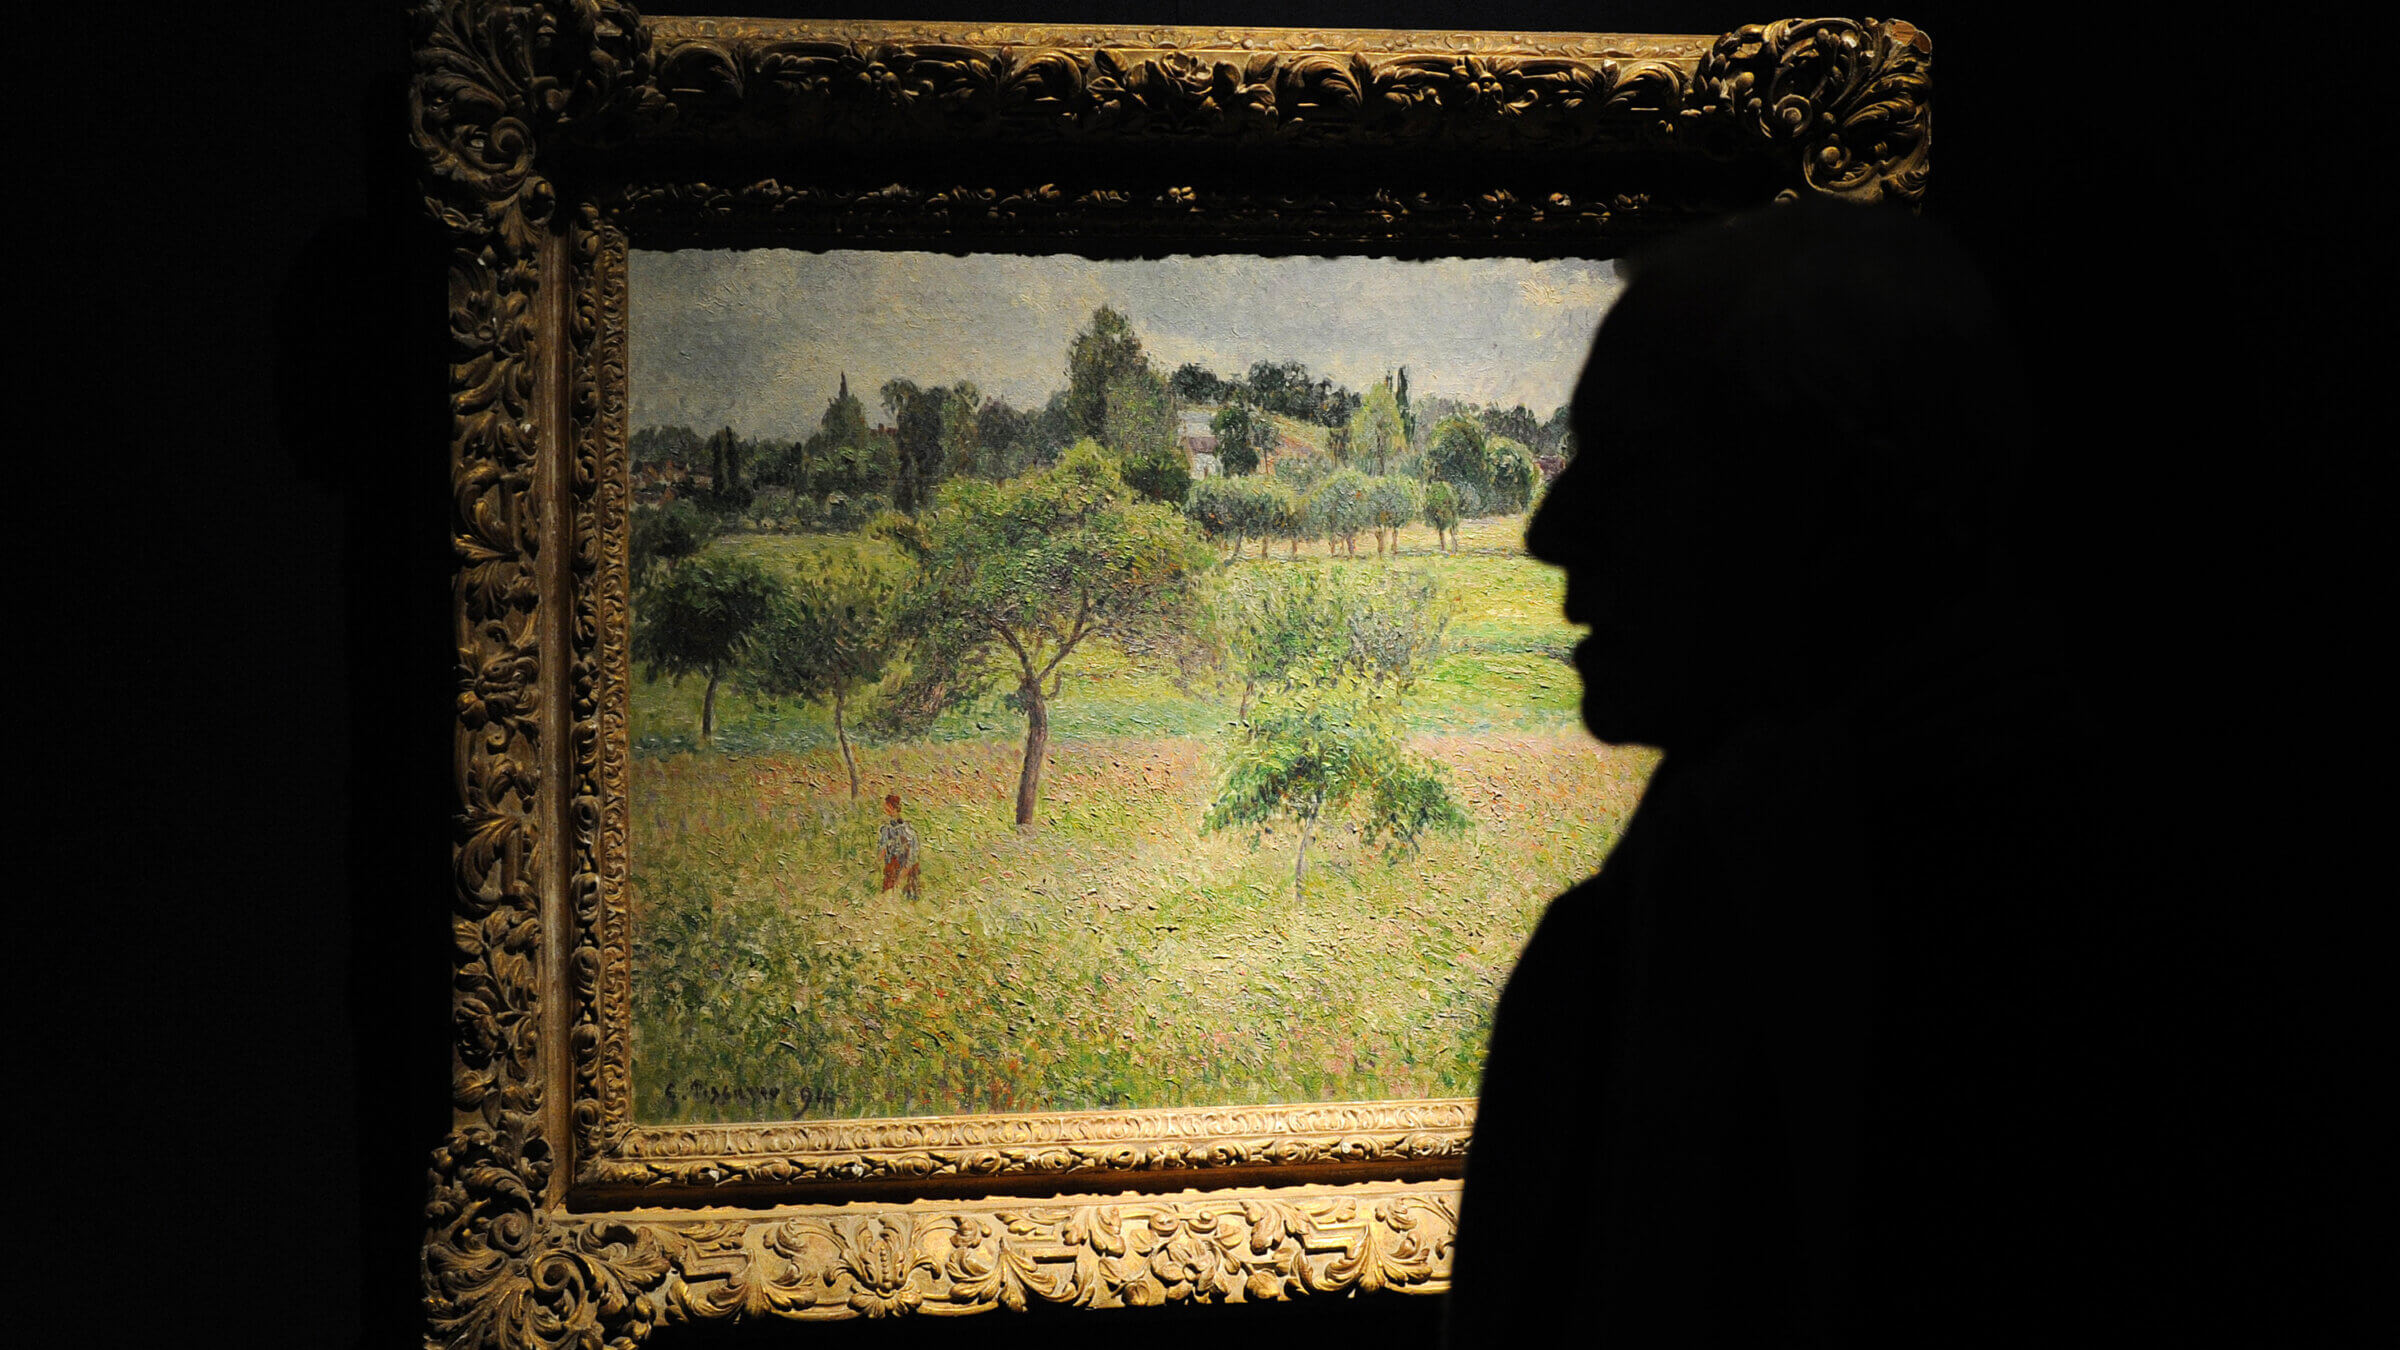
[882,379,980,513]
[1486,436,1539,513]
[1194,477,1294,560]
[821,373,871,447]
[1306,468,1373,557]
[1170,362,1236,405]
[939,381,982,479]
[1349,383,1408,476]
[1212,564,1445,724]
[1202,673,1469,894]
[1211,566,1340,721]
[1364,475,1424,556]
[1209,401,1270,476]
[1263,479,1307,557]
[633,552,783,742]
[630,498,719,583]
[1272,450,1330,496]
[1238,480,1296,559]
[1065,305,1150,441]
[887,442,1213,826]
[968,397,1030,480]
[1246,360,1300,416]
[1536,402,1575,459]
[1335,568,1447,688]
[1481,403,1540,447]
[1422,479,1461,553]
[1059,305,1187,503]
[631,424,703,470]
[703,425,753,514]
[800,374,894,502]
[1325,422,1353,466]
[1184,477,1247,558]
[744,547,901,799]
[1105,368,1188,505]
[1426,414,1491,500]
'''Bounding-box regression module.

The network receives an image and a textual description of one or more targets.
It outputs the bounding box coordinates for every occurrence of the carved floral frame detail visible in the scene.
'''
[411,6,1930,1345]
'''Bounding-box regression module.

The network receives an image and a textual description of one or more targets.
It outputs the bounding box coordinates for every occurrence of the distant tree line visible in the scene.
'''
[633,304,1220,538]
[1178,407,1539,559]
[1170,359,1365,429]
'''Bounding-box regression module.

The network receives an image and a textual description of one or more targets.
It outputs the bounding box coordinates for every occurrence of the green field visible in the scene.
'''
[628,512,1655,1122]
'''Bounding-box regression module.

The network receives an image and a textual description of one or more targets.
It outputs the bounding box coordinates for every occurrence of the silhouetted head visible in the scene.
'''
[1527,200,2025,752]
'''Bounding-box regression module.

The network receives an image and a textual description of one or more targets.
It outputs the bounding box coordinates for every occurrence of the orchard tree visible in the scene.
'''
[1336,569,1447,688]
[1423,479,1462,553]
[633,552,783,742]
[1184,477,1248,559]
[1240,480,1297,559]
[1188,477,1289,561]
[1349,383,1408,475]
[1264,478,1308,557]
[1212,565,1446,723]
[887,442,1213,826]
[1212,567,1342,722]
[1273,451,1330,495]
[1306,468,1372,557]
[1202,673,1469,895]
[1364,475,1424,556]
[744,547,900,798]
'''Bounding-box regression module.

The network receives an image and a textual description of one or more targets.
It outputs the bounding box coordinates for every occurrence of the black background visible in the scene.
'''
[46,3,2368,1345]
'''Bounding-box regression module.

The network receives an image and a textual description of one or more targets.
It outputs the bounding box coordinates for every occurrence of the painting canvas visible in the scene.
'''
[625,249,1657,1125]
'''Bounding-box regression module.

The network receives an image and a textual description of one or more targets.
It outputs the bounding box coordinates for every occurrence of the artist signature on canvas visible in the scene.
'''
[661,1080,833,1115]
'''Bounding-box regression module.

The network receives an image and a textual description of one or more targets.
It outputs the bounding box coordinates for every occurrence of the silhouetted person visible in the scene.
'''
[1447,202,2149,1345]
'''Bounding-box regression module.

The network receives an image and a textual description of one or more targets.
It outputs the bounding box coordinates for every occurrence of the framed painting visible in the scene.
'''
[413,7,1929,1345]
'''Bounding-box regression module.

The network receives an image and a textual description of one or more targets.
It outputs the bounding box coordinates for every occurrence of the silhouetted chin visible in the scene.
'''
[1573,638,1668,750]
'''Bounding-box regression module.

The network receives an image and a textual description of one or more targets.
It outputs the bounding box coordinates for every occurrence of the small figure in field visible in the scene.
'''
[878,792,922,901]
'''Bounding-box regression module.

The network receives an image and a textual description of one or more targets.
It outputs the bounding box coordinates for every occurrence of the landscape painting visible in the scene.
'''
[625,248,1655,1125]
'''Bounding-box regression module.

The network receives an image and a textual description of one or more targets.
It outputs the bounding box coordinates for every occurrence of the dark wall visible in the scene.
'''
[62,4,2361,1346]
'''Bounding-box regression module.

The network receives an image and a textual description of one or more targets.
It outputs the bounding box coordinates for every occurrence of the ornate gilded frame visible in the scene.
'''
[411,6,1929,1344]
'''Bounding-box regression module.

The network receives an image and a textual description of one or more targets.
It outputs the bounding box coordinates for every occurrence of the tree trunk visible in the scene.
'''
[1237,678,1256,725]
[1288,536,1298,558]
[1293,811,1317,894]
[1014,680,1049,827]
[702,671,720,742]
[834,691,860,798]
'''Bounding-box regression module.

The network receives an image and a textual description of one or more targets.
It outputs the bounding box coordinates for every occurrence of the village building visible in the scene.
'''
[1177,408,1222,478]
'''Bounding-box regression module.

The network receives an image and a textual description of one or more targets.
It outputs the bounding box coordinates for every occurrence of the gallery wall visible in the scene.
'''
[57,3,2364,1346]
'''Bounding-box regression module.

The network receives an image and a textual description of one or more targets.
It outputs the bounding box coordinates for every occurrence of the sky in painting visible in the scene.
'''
[630,249,1625,441]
